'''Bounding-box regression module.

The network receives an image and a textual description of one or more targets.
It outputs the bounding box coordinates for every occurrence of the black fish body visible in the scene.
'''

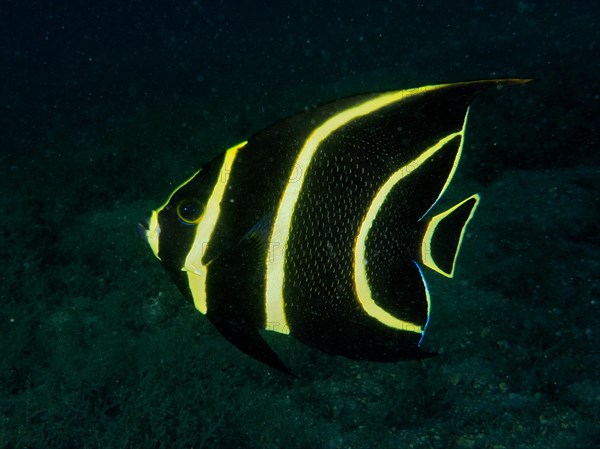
[139,79,531,374]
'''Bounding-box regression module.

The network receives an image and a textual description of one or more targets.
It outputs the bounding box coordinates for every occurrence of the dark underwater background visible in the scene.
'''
[1,0,599,448]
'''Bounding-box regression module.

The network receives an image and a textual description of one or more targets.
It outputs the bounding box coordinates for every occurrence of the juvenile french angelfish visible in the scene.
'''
[138,79,532,374]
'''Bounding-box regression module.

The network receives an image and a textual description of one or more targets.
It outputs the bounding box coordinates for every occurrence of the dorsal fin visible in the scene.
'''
[421,194,480,278]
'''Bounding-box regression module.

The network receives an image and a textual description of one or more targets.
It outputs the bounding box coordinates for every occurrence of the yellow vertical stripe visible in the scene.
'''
[183,142,246,314]
[353,130,464,333]
[421,194,480,278]
[264,84,450,334]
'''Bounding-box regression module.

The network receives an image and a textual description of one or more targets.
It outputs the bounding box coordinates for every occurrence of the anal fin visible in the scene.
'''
[421,194,480,278]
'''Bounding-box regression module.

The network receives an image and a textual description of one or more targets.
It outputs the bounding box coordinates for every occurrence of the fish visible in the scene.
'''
[138,79,532,375]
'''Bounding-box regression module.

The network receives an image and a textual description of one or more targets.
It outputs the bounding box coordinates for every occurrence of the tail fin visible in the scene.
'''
[421,194,480,278]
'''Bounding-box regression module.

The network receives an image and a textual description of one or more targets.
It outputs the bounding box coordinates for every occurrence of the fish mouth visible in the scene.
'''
[136,216,150,240]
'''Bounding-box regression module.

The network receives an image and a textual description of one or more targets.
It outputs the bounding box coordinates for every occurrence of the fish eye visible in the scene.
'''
[176,199,204,224]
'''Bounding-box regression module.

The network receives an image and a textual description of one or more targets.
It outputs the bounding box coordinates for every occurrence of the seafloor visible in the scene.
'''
[1,1,598,448]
